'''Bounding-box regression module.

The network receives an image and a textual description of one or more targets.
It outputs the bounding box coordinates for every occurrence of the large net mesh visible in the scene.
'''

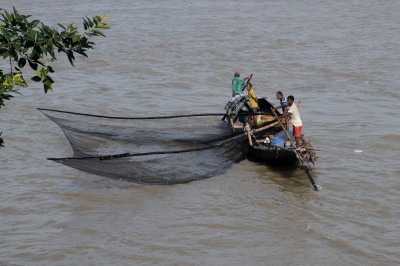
[39,109,247,184]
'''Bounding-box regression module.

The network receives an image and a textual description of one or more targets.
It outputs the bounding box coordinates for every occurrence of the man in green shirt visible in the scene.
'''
[231,72,250,96]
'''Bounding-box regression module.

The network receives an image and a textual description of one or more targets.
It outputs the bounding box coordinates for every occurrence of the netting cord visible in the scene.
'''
[37,108,227,119]
[48,133,246,161]
[37,108,276,120]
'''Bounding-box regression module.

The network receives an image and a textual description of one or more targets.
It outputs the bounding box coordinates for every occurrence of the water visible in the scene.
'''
[1,0,400,265]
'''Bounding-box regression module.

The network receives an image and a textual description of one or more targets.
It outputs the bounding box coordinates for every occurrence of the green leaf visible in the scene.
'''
[97,24,110,29]
[71,34,81,43]
[43,82,53,93]
[31,76,41,82]
[10,48,18,61]
[18,57,26,68]
[28,60,38,70]
[57,23,66,30]
[47,46,55,59]
[83,17,89,30]
[43,75,54,84]
[93,29,105,37]
[0,50,10,59]
[28,19,40,30]
[47,66,54,73]
[39,67,48,77]
[13,73,28,87]
[66,50,75,66]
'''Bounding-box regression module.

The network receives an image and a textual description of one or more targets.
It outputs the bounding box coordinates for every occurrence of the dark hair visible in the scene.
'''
[247,82,252,87]
[276,91,283,96]
[287,95,294,101]
[234,72,240,77]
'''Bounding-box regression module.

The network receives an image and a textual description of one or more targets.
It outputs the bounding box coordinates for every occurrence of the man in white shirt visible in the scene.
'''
[285,95,307,148]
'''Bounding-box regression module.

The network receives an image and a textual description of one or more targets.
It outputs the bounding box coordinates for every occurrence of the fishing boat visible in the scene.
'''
[39,93,319,190]
[223,94,317,167]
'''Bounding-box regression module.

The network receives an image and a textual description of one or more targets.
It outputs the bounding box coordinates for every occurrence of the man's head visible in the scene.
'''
[246,83,252,91]
[234,72,240,78]
[276,91,283,99]
[287,95,294,106]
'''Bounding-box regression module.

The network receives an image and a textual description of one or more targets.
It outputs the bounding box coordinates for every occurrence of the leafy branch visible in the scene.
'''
[0,7,110,147]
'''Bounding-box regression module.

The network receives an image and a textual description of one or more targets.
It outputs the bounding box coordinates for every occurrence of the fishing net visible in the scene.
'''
[39,108,247,184]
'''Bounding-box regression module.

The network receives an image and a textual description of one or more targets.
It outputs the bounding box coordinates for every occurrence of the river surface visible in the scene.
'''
[1,1,399,265]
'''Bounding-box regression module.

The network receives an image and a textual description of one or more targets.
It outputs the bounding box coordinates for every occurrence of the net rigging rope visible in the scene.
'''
[37,108,273,120]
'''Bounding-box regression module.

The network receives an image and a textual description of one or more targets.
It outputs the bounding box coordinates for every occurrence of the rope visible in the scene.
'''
[38,108,227,120]
[48,133,246,161]
[38,108,278,120]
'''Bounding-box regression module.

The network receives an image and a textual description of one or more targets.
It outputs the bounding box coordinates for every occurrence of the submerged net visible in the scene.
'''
[39,108,247,184]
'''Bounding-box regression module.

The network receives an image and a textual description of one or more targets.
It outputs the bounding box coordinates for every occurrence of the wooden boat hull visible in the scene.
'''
[247,145,299,166]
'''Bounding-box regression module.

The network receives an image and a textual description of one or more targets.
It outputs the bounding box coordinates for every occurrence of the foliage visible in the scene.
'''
[0,7,110,148]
